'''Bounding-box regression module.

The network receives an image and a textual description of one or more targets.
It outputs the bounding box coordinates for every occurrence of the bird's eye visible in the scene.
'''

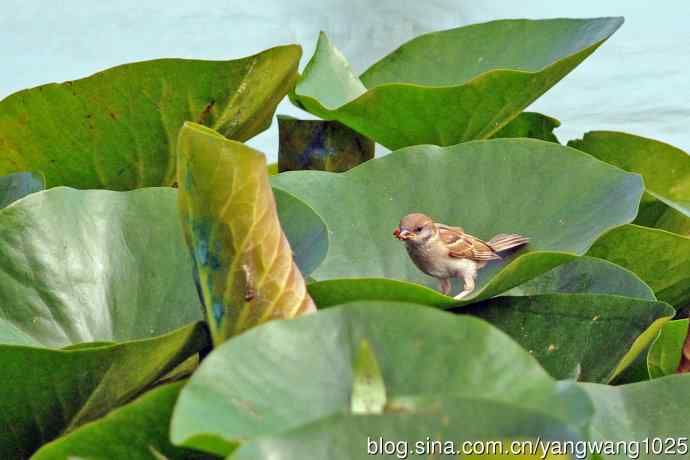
[416,226,423,232]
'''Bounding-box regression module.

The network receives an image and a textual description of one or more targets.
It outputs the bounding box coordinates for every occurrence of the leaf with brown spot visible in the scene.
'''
[177,122,315,345]
[0,45,301,190]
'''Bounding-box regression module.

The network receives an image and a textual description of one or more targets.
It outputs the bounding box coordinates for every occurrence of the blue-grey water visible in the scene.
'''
[2,1,689,160]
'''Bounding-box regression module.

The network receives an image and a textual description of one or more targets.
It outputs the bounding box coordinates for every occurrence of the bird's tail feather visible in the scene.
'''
[488,233,529,252]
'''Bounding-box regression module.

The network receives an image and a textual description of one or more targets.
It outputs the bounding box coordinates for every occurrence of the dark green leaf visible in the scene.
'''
[30,382,208,460]
[292,19,622,149]
[272,139,643,305]
[463,294,673,382]
[0,323,208,459]
[0,46,301,189]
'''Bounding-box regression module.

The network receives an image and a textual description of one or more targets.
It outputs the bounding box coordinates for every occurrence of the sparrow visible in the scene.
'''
[393,213,528,300]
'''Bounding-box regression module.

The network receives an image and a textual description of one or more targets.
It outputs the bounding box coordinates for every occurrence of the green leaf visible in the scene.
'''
[171,302,593,456]
[0,187,202,347]
[648,319,689,378]
[581,374,690,460]
[272,139,643,305]
[277,116,374,172]
[0,45,301,190]
[292,19,622,149]
[0,171,44,209]
[0,323,208,459]
[568,131,690,219]
[30,382,207,460]
[231,399,582,460]
[491,112,560,143]
[504,256,655,300]
[0,186,211,457]
[177,123,316,345]
[588,224,690,307]
[463,294,674,382]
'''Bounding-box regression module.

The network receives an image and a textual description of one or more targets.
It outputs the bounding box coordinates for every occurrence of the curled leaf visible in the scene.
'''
[177,122,315,345]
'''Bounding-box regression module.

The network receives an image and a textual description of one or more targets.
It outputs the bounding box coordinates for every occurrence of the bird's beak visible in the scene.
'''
[393,228,412,240]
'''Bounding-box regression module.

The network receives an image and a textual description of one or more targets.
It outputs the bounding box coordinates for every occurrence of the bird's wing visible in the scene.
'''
[437,224,501,261]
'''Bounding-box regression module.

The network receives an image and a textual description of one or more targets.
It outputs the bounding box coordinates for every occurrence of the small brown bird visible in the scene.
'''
[393,213,528,300]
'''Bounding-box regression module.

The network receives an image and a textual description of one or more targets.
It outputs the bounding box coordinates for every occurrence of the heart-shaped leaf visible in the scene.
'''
[177,123,316,345]
[569,132,690,220]
[462,294,674,382]
[588,224,690,307]
[171,302,593,456]
[0,45,301,190]
[292,19,622,149]
[0,171,44,209]
[231,399,582,460]
[581,374,690,460]
[31,382,203,460]
[272,139,643,304]
[648,319,690,378]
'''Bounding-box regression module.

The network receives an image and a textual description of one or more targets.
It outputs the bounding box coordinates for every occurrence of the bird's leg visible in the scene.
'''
[439,278,451,296]
[454,273,476,300]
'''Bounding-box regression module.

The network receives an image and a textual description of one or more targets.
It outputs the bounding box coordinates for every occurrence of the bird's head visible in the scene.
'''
[393,213,435,244]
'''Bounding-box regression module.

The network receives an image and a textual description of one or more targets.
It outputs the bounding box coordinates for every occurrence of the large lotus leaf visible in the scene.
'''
[231,399,581,460]
[272,139,643,304]
[0,45,301,190]
[171,302,593,456]
[31,382,205,460]
[491,112,560,143]
[504,256,655,300]
[648,319,689,378]
[581,374,690,460]
[0,171,44,209]
[291,19,622,149]
[462,294,674,382]
[177,123,316,345]
[569,131,690,219]
[0,187,202,346]
[588,224,690,307]
[0,323,208,459]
